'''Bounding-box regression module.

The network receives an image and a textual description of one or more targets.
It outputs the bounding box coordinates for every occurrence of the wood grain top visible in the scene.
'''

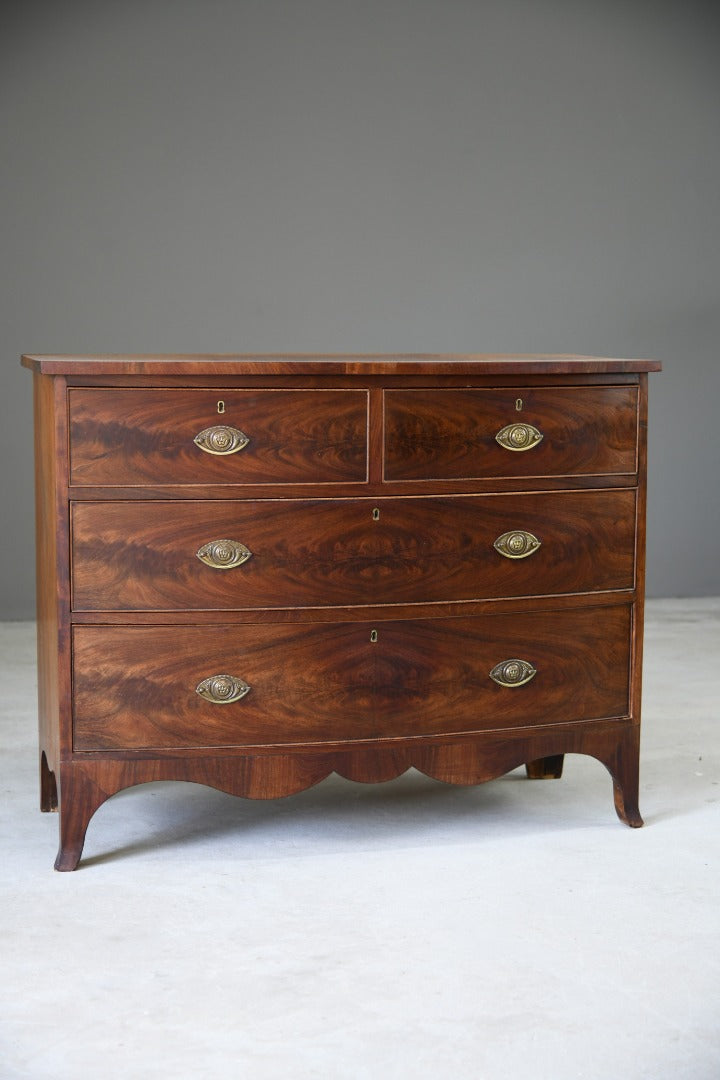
[21,353,662,375]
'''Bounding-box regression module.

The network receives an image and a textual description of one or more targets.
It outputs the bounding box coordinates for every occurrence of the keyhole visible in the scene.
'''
[515,398,523,412]
[217,400,225,414]
[372,508,380,521]
[370,629,378,643]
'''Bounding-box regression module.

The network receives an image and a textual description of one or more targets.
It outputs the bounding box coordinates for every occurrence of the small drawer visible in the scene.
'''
[68,389,368,486]
[71,489,636,611]
[384,386,638,480]
[72,605,631,750]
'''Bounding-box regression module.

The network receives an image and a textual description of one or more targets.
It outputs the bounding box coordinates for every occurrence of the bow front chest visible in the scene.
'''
[22,354,660,869]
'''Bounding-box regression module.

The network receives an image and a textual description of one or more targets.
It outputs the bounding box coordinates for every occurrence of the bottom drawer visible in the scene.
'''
[72,607,631,750]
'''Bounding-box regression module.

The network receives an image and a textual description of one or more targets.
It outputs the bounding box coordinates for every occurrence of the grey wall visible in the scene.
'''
[2,0,719,617]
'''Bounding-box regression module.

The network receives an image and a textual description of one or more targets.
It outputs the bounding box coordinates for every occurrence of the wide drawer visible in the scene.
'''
[72,606,631,750]
[68,389,369,485]
[384,386,638,480]
[71,489,636,611]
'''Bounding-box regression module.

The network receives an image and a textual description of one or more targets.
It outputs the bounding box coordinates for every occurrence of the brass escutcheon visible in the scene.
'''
[493,530,541,560]
[196,539,253,570]
[489,659,537,687]
[370,629,378,643]
[495,422,543,452]
[195,674,251,704]
[194,425,249,455]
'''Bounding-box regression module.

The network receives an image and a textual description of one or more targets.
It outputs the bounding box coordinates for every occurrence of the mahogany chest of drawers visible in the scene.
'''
[22,353,661,870]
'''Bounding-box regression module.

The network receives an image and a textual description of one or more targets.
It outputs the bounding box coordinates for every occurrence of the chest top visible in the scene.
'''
[21,352,662,375]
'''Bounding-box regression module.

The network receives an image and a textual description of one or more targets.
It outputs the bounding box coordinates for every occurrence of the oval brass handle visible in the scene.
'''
[493,530,541,560]
[495,423,543,451]
[194,425,249,455]
[489,659,537,687]
[195,674,251,704]
[196,539,253,569]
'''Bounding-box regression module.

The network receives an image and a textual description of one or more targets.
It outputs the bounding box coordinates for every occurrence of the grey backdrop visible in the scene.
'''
[2,0,719,617]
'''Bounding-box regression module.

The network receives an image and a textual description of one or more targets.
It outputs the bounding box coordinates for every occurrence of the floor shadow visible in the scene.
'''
[79,766,606,868]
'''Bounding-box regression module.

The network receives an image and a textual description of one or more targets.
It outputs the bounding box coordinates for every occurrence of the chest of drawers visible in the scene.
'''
[22,353,661,870]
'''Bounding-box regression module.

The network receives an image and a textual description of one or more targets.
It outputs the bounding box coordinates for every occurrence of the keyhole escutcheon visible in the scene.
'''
[515,398,523,412]
[217,400,225,414]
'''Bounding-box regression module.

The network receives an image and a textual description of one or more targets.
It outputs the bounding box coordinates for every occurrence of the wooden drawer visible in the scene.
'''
[71,489,636,611]
[68,389,369,486]
[72,605,631,750]
[384,386,638,480]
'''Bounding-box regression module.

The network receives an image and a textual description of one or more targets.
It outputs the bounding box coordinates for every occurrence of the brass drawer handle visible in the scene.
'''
[196,539,253,569]
[493,530,541,560]
[489,659,537,687]
[495,423,543,451]
[194,425,249,455]
[195,674,251,704]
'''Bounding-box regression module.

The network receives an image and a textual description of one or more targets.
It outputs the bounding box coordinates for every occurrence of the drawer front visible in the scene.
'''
[71,489,636,611]
[72,606,631,750]
[68,389,368,485]
[384,386,638,480]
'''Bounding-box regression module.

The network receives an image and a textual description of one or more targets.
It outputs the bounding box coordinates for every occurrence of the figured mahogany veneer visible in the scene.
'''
[22,353,660,870]
[72,606,630,750]
[69,388,369,485]
[384,386,639,480]
[71,489,636,611]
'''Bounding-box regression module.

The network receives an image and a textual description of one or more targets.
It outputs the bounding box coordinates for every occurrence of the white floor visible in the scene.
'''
[1,599,719,1080]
